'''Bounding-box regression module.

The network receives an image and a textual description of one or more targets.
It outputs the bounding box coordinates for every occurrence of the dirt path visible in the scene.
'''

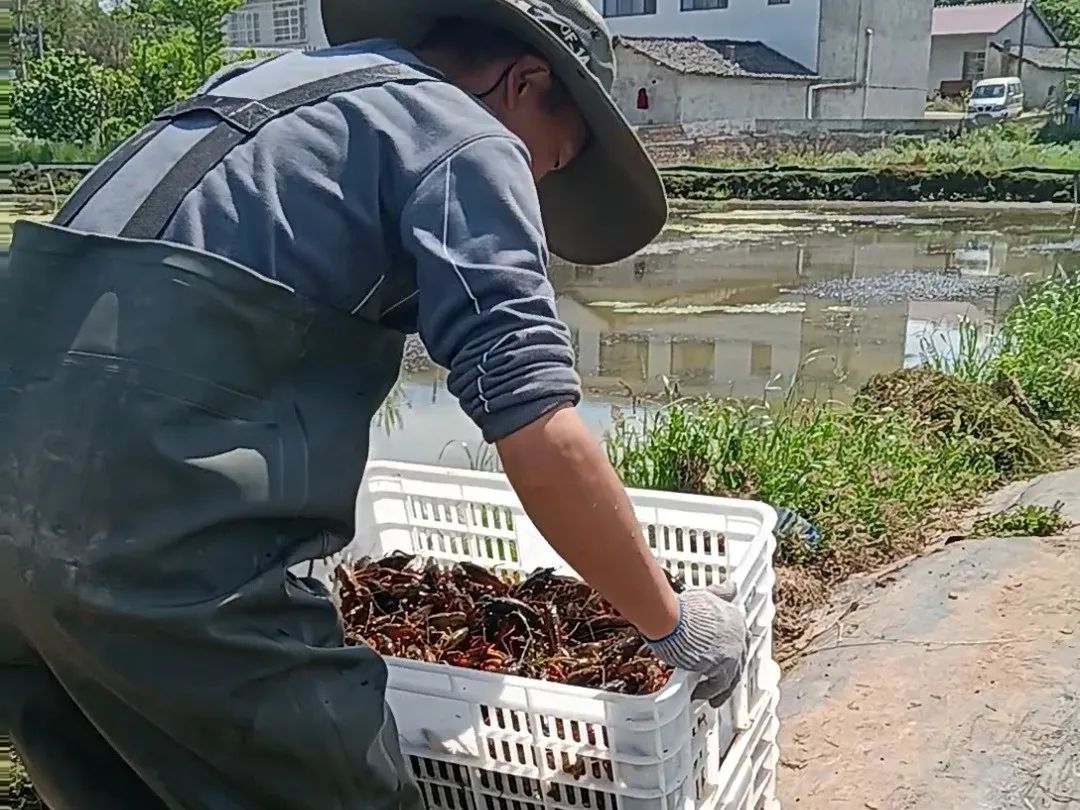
[777,470,1080,810]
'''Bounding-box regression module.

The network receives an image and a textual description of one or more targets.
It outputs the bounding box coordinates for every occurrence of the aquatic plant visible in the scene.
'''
[856,368,1058,477]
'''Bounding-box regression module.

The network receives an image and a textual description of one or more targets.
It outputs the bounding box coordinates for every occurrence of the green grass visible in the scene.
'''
[607,381,999,569]
[972,502,1072,538]
[11,137,112,165]
[699,123,1080,173]
[919,318,1001,386]
[995,269,1080,423]
[606,270,1080,576]
[8,749,42,810]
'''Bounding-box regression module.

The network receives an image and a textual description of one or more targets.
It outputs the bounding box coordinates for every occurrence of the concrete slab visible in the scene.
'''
[777,533,1079,809]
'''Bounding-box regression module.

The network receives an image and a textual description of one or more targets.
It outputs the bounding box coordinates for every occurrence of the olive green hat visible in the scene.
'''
[320,0,668,265]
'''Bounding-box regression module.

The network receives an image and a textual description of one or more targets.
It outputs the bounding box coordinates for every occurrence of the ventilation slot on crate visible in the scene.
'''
[416,772,475,810]
[537,716,608,751]
[545,781,617,809]
[477,770,545,803]
[405,496,519,565]
[544,749,615,785]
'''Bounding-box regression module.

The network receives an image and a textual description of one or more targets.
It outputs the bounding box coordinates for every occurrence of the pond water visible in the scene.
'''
[5,197,1080,466]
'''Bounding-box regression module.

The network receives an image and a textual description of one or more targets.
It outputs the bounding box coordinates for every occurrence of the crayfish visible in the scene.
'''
[337,554,686,696]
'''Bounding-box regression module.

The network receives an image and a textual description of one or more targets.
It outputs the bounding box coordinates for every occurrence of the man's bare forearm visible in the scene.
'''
[495,404,679,640]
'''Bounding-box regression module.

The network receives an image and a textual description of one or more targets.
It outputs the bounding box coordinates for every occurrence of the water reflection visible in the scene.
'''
[391,204,1080,461]
[549,207,1056,403]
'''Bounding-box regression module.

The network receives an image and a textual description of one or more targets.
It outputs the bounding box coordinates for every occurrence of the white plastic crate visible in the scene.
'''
[320,461,779,810]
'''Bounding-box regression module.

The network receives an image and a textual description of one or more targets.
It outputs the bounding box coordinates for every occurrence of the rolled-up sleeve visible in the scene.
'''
[400,135,581,442]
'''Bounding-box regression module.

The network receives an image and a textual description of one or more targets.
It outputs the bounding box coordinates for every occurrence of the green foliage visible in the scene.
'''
[663,167,1077,205]
[12,136,109,163]
[13,0,248,146]
[606,380,1000,567]
[1035,123,1080,145]
[13,48,108,143]
[124,28,205,123]
[152,0,246,82]
[11,750,42,810]
[996,268,1080,422]
[701,124,1080,173]
[608,270,1080,570]
[1035,0,1080,42]
[918,319,1001,385]
[972,502,1071,538]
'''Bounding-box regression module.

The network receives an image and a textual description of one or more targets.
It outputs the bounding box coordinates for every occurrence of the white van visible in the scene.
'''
[966,76,1025,122]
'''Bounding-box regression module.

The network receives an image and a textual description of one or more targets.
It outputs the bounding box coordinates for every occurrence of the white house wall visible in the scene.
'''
[613,48,683,125]
[816,0,932,118]
[995,13,1057,48]
[589,0,822,73]
[227,0,326,48]
[928,33,988,92]
[678,74,810,123]
[613,48,810,125]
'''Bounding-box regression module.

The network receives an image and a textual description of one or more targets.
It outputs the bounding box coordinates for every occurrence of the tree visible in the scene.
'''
[1034,0,1080,42]
[151,0,245,82]
[13,48,108,142]
[124,27,203,122]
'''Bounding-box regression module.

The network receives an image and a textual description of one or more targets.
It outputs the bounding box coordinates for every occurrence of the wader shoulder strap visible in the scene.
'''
[55,61,439,239]
[53,52,290,228]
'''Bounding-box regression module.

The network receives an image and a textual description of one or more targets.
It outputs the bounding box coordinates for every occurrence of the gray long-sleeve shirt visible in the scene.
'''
[67,39,581,442]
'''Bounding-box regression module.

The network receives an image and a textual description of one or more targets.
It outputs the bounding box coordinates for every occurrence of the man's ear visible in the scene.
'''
[509,57,553,106]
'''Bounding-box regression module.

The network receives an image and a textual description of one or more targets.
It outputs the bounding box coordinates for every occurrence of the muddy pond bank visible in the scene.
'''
[10,163,1080,205]
[664,167,1080,205]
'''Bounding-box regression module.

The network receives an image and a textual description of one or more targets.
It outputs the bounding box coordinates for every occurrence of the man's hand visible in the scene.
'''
[644,581,750,707]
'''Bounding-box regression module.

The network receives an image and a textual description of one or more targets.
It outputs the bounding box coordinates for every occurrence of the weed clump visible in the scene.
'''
[606,393,998,570]
[972,502,1072,538]
[996,272,1080,424]
[855,367,1059,477]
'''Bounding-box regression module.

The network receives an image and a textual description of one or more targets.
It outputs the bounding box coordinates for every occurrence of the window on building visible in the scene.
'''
[636,87,650,109]
[767,0,791,4]
[226,9,261,47]
[272,0,307,44]
[681,0,727,9]
[750,343,773,376]
[961,50,986,82]
[603,0,656,18]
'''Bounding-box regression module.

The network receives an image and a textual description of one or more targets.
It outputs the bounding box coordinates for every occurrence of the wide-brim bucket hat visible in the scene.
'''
[320,0,668,266]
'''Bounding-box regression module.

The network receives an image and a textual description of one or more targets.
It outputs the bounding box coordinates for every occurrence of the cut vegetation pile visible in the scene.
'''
[855,368,1058,477]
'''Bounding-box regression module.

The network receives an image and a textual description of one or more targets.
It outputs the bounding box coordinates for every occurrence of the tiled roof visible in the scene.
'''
[616,36,816,80]
[995,43,1080,71]
[931,3,1025,36]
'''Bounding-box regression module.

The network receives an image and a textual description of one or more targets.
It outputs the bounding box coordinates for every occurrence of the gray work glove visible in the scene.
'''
[645,581,750,707]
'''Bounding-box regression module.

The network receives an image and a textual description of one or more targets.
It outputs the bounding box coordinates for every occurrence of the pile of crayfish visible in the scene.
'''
[336,552,686,696]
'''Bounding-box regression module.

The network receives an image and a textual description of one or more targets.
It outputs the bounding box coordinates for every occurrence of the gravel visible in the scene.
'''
[793,271,1023,306]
